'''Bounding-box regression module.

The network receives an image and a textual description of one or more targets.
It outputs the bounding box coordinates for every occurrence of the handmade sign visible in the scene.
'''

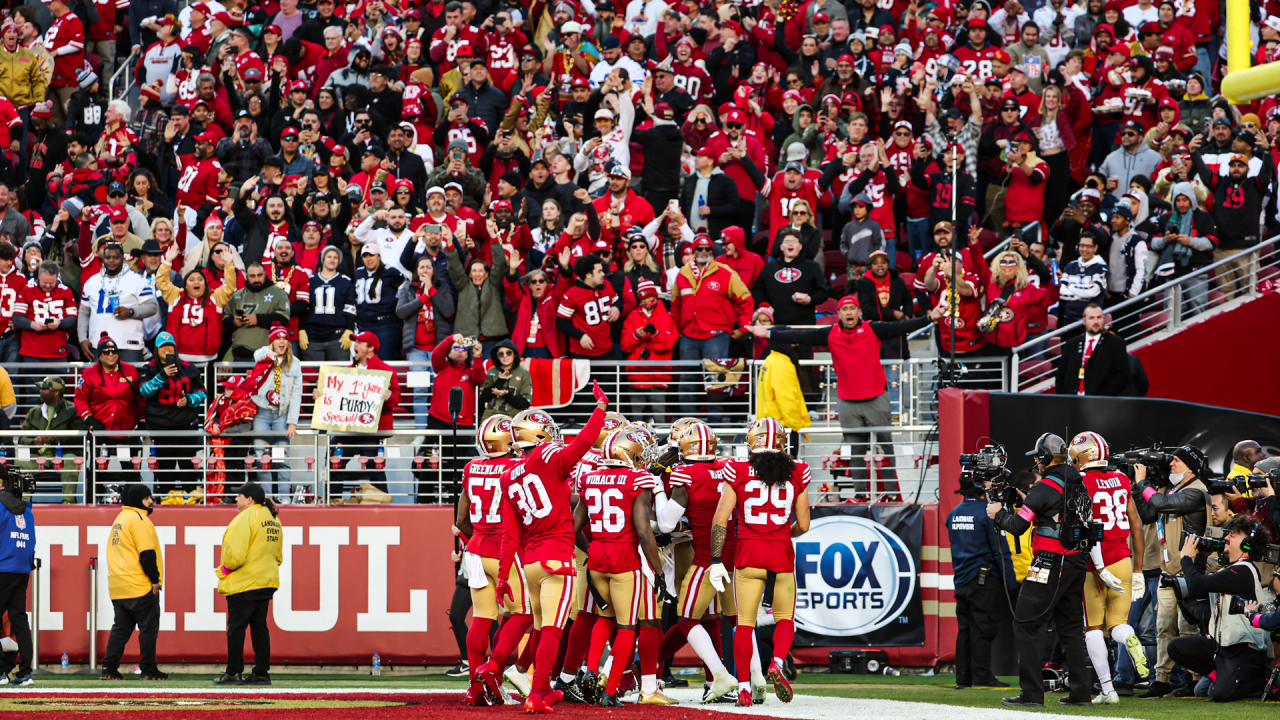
[311,367,392,433]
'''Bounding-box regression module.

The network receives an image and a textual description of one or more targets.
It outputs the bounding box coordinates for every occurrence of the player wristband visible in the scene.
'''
[710,556,721,565]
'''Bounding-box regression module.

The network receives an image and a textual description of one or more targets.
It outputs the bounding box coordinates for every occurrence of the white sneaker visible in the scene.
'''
[411,436,426,447]
[504,666,531,697]
[1093,691,1119,705]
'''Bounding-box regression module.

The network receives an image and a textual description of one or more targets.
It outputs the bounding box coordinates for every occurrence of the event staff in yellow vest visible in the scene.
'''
[213,482,283,687]
[0,465,35,686]
[1129,446,1210,698]
[1165,515,1273,703]
[102,485,167,681]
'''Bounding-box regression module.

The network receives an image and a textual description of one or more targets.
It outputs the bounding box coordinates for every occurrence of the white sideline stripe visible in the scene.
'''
[0,686,1142,720]
[918,573,955,590]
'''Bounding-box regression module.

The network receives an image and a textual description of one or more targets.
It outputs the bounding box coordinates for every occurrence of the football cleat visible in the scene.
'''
[578,669,600,705]
[737,689,753,707]
[639,690,678,705]
[523,693,554,714]
[551,677,584,704]
[465,683,491,706]
[1093,691,1120,705]
[767,659,793,703]
[475,661,505,705]
[544,689,565,706]
[504,666,531,697]
[1125,634,1150,678]
[704,673,738,704]
[598,691,625,707]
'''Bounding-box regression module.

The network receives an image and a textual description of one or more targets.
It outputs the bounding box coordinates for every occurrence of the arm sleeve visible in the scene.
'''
[657,496,686,534]
[139,549,160,583]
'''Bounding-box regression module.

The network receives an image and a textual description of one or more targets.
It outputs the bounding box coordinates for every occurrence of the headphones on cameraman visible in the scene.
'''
[1027,433,1067,467]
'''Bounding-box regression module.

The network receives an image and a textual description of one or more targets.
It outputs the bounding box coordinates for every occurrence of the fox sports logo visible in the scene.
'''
[794,516,916,636]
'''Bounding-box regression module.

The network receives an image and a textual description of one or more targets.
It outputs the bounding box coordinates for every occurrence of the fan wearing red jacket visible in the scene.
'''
[473,391,609,713]
[712,417,811,707]
[505,267,569,359]
[13,265,76,361]
[556,254,619,359]
[75,333,143,502]
[619,280,677,404]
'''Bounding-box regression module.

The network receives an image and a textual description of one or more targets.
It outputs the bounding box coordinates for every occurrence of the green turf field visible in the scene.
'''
[4,670,1274,719]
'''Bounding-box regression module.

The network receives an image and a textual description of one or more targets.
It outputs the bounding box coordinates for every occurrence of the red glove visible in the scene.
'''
[592,380,609,406]
[495,578,514,602]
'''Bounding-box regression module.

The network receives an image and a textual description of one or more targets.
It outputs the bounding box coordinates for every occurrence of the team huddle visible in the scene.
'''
[453,384,810,712]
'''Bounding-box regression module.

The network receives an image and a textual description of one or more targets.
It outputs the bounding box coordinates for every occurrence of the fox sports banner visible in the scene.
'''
[792,505,924,647]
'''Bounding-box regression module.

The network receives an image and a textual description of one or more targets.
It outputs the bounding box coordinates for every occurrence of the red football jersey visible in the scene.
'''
[502,408,605,565]
[175,156,224,208]
[581,467,656,573]
[723,458,810,572]
[669,460,738,569]
[556,281,618,357]
[465,455,524,558]
[167,294,223,359]
[671,62,715,105]
[1083,470,1134,567]
[0,269,27,335]
[44,13,84,88]
[572,449,603,493]
[268,265,310,342]
[765,177,821,240]
[15,282,75,359]
[953,46,999,82]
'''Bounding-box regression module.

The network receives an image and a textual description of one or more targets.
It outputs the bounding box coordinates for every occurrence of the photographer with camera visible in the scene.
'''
[986,433,1095,707]
[948,473,1016,689]
[1129,444,1210,698]
[1164,515,1273,702]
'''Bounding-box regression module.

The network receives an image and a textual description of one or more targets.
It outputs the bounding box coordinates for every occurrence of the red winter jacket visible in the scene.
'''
[505,273,568,358]
[670,261,754,340]
[75,362,145,432]
[428,336,484,426]
[619,303,678,388]
[360,354,404,431]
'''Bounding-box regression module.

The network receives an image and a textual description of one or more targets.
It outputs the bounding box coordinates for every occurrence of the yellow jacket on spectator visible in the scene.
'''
[107,500,164,600]
[757,350,810,431]
[215,504,283,595]
[0,46,47,108]
[1008,529,1034,582]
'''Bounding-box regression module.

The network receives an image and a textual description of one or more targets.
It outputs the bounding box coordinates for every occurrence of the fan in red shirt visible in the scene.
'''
[556,254,620,359]
[766,160,824,240]
[920,223,987,356]
[1118,56,1169,132]
[593,165,656,248]
[573,424,672,706]
[480,11,527,91]
[474,388,609,713]
[544,21,595,105]
[458,414,532,707]
[0,245,27,344]
[712,417,811,707]
[14,264,75,361]
[429,3,487,74]
[158,243,227,363]
[43,0,85,103]
[1068,431,1149,699]
[175,131,225,212]
[265,239,311,344]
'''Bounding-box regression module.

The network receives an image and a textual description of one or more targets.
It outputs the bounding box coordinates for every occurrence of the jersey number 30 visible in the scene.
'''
[508,473,553,525]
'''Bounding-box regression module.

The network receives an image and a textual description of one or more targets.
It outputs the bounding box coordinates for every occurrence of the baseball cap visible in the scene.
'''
[784,161,805,173]
[109,206,128,223]
[607,162,631,178]
[108,182,127,197]
[363,146,387,159]
[561,20,584,34]
[360,243,380,257]
[814,11,830,22]
[35,376,66,391]
[193,130,220,143]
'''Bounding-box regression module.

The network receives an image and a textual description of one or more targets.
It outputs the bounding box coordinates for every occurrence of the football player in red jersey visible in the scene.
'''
[574,424,675,707]
[1069,431,1149,705]
[553,412,629,704]
[457,415,531,706]
[655,422,742,703]
[712,417,811,707]
[476,386,609,714]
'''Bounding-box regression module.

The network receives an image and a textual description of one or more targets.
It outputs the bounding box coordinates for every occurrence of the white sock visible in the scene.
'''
[751,633,763,672]
[641,674,657,694]
[559,671,576,683]
[1111,624,1135,646]
[739,681,751,692]
[1084,629,1114,695]
[686,624,727,673]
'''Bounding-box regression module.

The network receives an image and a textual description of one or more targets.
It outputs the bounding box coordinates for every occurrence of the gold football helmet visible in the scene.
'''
[601,423,661,469]
[511,408,560,449]
[746,417,788,454]
[679,422,719,461]
[476,414,516,457]
[594,412,630,449]
[667,417,700,446]
[1069,431,1110,470]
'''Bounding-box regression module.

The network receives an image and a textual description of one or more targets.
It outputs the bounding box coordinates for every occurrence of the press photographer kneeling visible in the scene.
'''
[1165,516,1273,702]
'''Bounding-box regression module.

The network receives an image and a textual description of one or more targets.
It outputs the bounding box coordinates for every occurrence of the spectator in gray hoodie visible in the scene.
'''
[838,193,888,281]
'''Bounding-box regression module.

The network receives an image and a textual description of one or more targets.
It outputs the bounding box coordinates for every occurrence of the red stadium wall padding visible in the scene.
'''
[28,506,459,665]
[1132,292,1280,416]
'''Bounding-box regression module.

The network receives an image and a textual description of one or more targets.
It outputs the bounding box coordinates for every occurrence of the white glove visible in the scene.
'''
[708,562,730,593]
[1099,568,1125,593]
[1131,579,1145,601]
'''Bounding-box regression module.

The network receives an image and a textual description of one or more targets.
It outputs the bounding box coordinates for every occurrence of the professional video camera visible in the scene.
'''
[1110,444,1174,483]
[1209,469,1280,496]
[959,444,1015,505]
[0,463,35,496]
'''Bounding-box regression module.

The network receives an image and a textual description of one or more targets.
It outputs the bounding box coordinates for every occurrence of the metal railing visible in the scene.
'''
[905,235,1015,343]
[1010,237,1278,393]
[108,49,139,101]
[799,425,940,504]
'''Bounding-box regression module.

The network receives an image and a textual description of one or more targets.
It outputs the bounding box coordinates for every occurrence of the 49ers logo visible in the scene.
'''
[496,418,513,433]
[526,410,554,424]
[941,315,967,330]
[774,268,802,283]
[706,280,722,291]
